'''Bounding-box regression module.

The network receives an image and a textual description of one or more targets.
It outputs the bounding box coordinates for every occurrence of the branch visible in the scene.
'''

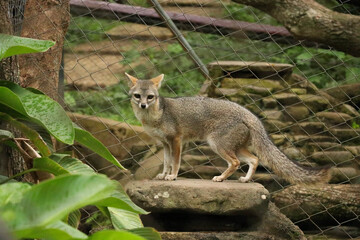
[231,0,360,57]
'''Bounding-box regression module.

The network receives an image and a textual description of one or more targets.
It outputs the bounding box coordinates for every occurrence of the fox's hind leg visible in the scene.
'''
[208,139,240,182]
[237,148,258,183]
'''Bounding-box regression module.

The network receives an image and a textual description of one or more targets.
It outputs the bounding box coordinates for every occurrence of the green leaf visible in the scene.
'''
[0,81,74,144]
[88,230,147,240]
[74,125,124,169]
[67,209,81,229]
[17,220,87,240]
[109,208,143,230]
[4,174,116,237]
[0,34,55,60]
[34,155,95,176]
[0,113,51,156]
[95,186,148,215]
[33,157,69,176]
[53,155,95,174]
[129,228,162,240]
[0,182,30,205]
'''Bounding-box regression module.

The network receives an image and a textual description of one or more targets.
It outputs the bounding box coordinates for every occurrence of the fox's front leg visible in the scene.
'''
[155,142,171,180]
[164,136,182,181]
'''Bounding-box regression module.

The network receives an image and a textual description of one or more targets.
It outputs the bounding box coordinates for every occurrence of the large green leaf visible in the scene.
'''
[33,157,69,176]
[95,186,148,215]
[3,174,116,237]
[88,230,147,240]
[74,125,124,169]
[0,81,74,144]
[0,113,51,156]
[0,182,30,206]
[19,220,87,240]
[129,228,162,240]
[53,154,95,174]
[109,208,143,230]
[0,34,55,60]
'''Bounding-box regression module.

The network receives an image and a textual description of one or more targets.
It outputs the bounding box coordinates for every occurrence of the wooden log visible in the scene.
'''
[69,0,323,48]
[272,184,360,228]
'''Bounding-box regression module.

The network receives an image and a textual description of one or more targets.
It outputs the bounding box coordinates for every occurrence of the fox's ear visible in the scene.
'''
[125,73,138,87]
[150,74,164,89]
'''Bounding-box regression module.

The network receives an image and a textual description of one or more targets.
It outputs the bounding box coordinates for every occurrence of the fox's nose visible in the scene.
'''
[141,104,146,109]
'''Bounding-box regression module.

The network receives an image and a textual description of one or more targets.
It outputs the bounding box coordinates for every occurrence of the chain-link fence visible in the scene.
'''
[8,0,360,238]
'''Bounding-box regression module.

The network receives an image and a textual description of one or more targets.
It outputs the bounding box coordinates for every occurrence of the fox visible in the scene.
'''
[125,73,331,184]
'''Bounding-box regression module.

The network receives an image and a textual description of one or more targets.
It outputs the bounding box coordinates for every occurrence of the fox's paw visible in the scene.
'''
[164,174,177,181]
[154,173,166,180]
[212,175,224,182]
[239,176,249,183]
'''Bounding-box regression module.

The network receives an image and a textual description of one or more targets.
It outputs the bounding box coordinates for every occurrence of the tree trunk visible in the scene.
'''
[0,0,28,180]
[18,0,70,101]
[272,184,360,227]
[231,0,360,57]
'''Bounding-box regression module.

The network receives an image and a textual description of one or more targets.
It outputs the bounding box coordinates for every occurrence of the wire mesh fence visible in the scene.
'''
[7,0,360,238]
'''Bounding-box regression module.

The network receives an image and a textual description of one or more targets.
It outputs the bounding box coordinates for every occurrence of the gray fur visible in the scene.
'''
[126,74,331,184]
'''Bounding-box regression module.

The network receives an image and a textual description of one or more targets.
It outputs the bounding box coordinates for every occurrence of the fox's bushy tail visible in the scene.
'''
[245,113,331,184]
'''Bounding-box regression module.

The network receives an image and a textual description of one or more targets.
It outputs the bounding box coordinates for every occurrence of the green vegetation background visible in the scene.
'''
[64,3,360,125]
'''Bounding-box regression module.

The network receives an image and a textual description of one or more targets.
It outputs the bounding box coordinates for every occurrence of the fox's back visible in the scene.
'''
[160,96,254,140]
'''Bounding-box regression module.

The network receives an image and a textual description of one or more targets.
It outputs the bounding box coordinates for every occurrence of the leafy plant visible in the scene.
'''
[0,34,160,240]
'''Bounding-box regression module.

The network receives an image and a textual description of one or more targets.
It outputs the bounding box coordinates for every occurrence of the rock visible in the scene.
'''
[310,151,354,166]
[282,147,303,161]
[307,142,344,152]
[181,154,224,168]
[298,94,330,112]
[133,149,164,180]
[263,119,291,133]
[283,105,310,121]
[291,122,327,135]
[293,135,337,147]
[261,97,278,109]
[291,88,307,95]
[183,144,216,156]
[242,85,271,96]
[160,232,271,240]
[208,61,293,80]
[68,112,154,161]
[324,83,360,110]
[288,74,319,94]
[329,128,360,144]
[272,184,360,227]
[221,78,284,92]
[315,112,352,126]
[213,88,246,97]
[260,110,285,121]
[272,93,301,105]
[330,167,360,183]
[126,179,269,215]
[336,104,360,117]
[344,146,360,156]
[270,134,288,145]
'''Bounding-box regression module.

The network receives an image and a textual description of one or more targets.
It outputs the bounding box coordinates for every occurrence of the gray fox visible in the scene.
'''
[125,73,331,184]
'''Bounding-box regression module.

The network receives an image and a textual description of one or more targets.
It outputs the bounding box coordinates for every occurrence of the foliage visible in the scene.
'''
[223,3,280,26]
[0,34,54,60]
[0,34,160,240]
[65,17,122,47]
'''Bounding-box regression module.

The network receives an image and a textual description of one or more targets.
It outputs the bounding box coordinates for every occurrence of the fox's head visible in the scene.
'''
[125,73,164,110]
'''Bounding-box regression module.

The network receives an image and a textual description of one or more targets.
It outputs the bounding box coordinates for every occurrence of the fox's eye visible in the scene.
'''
[147,95,154,100]
[134,94,141,99]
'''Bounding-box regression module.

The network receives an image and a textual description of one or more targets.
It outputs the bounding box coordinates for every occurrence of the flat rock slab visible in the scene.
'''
[126,179,269,215]
[161,231,271,240]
